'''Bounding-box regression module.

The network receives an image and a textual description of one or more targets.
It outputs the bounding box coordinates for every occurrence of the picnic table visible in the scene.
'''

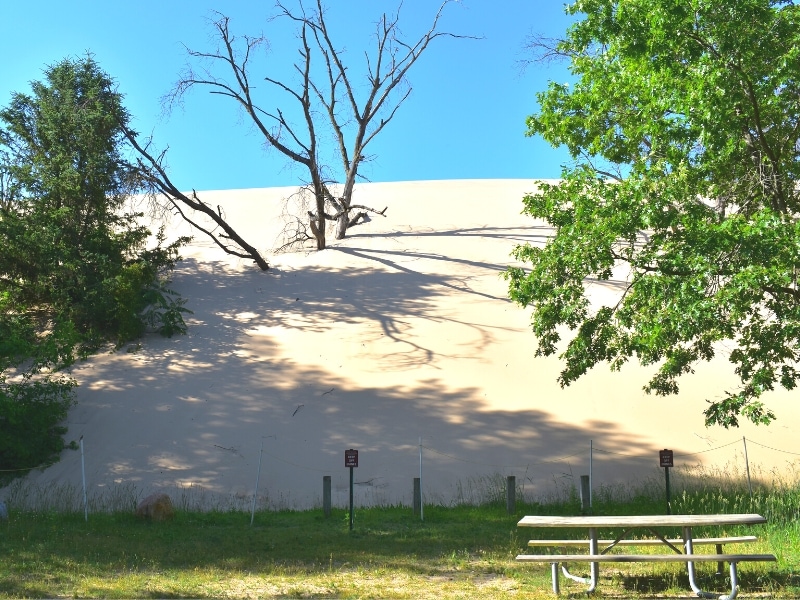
[516,513,775,600]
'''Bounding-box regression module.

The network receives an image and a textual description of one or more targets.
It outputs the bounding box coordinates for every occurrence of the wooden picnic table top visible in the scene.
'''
[517,514,767,528]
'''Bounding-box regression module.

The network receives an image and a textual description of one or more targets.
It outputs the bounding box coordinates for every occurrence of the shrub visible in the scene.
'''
[0,377,76,486]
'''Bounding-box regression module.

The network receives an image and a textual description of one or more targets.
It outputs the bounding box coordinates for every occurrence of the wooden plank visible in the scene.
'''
[515,553,777,563]
[527,536,758,547]
[517,514,766,528]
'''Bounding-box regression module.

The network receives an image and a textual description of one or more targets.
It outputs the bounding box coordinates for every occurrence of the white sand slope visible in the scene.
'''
[11,180,800,510]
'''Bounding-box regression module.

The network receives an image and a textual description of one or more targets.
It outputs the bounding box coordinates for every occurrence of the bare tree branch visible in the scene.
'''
[166,1,473,253]
[518,32,573,72]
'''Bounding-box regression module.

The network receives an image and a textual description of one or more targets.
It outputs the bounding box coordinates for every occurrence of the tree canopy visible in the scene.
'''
[0,56,189,480]
[1,56,189,344]
[505,0,800,427]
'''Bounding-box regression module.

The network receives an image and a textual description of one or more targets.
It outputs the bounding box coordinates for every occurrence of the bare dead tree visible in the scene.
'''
[123,128,272,270]
[272,182,388,253]
[165,0,472,251]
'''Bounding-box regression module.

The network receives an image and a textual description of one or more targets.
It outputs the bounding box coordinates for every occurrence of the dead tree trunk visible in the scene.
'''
[335,212,348,240]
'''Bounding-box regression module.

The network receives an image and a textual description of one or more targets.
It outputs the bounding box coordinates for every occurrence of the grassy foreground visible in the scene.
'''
[0,483,798,599]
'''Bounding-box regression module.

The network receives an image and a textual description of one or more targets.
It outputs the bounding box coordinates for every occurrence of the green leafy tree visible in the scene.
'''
[0,56,189,345]
[0,56,190,479]
[505,0,800,427]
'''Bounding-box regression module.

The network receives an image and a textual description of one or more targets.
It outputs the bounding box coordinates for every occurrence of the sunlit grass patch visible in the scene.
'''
[0,470,798,598]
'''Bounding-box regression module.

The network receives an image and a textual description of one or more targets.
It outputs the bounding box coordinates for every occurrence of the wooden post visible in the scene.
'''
[580,475,591,513]
[413,477,421,516]
[323,476,331,518]
[506,476,516,514]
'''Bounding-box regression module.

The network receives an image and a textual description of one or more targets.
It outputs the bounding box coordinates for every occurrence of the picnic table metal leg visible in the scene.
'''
[560,563,591,587]
[588,527,599,593]
[560,564,585,584]
[559,528,598,593]
[551,562,560,594]
[720,561,741,600]
[684,526,718,599]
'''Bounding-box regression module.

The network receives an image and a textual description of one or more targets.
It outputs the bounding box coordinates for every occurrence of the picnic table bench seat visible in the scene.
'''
[526,535,758,548]
[516,553,776,563]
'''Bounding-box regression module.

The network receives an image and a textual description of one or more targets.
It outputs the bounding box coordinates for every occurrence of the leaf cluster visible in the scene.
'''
[507,0,800,427]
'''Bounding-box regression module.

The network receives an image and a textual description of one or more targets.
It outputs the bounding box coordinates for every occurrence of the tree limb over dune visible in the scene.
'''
[123,128,271,271]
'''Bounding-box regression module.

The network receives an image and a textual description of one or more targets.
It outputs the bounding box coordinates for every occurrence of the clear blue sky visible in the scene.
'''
[1,1,575,191]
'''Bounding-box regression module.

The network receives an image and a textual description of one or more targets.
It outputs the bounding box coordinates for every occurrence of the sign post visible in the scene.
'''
[345,449,358,530]
[659,449,674,515]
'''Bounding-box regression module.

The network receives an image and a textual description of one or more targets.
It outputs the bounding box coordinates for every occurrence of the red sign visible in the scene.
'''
[345,449,358,468]
[659,449,674,468]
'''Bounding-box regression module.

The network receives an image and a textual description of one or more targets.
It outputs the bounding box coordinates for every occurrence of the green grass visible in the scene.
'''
[0,477,798,598]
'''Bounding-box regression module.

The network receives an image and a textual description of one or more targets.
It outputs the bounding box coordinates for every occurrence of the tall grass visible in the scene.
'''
[1,463,798,599]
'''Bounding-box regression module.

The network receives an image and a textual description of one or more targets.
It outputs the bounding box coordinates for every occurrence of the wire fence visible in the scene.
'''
[2,434,799,515]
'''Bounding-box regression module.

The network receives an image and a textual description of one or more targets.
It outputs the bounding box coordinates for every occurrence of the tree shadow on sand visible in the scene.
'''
[26,254,674,512]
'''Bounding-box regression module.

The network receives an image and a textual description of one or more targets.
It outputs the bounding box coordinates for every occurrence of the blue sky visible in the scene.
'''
[1,1,575,191]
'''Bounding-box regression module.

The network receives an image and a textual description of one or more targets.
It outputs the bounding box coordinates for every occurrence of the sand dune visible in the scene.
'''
[11,180,800,510]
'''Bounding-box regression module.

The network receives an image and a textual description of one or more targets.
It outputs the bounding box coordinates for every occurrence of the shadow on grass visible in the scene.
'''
[618,569,797,597]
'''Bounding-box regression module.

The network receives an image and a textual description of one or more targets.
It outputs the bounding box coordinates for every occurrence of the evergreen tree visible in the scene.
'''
[0,56,189,479]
